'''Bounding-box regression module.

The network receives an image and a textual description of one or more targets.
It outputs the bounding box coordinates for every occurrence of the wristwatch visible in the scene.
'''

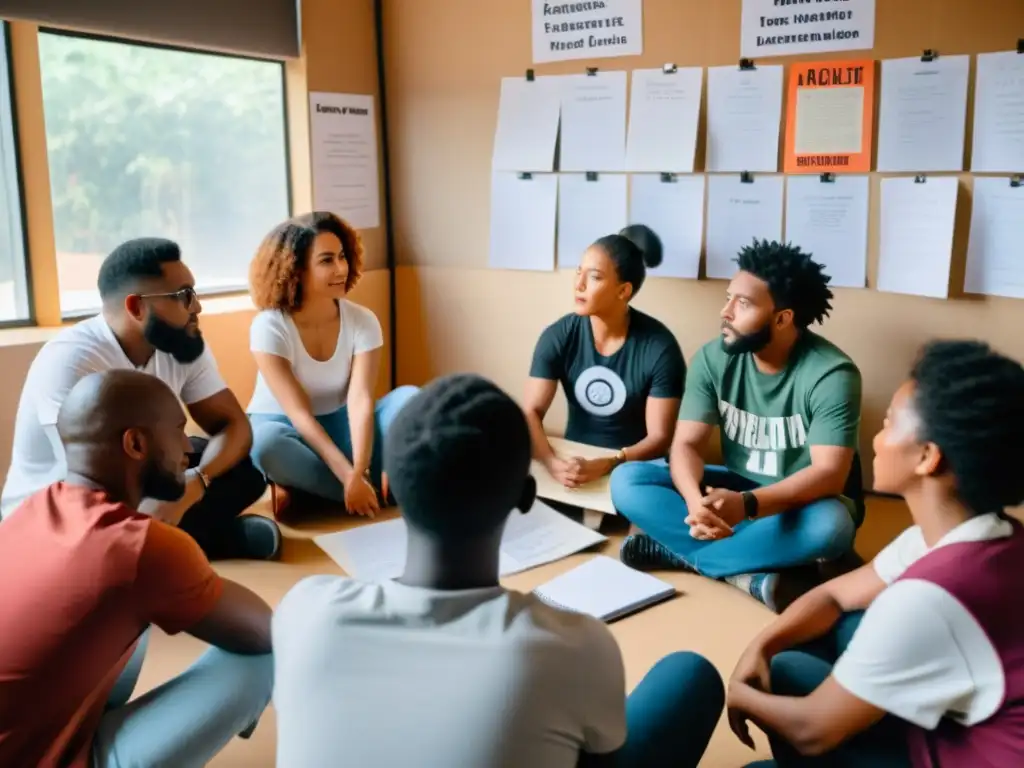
[741,490,759,519]
[613,448,628,466]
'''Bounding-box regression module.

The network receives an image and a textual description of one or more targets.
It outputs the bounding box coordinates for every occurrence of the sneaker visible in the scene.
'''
[227,515,283,561]
[619,534,696,572]
[725,568,819,613]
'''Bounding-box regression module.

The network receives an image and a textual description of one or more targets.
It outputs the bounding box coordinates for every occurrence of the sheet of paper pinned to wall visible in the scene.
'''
[876,55,970,172]
[309,92,380,229]
[557,173,628,270]
[784,175,869,289]
[877,176,959,299]
[628,174,705,279]
[559,71,628,172]
[965,177,1024,300]
[625,67,702,172]
[972,51,1024,173]
[489,172,558,272]
[740,0,875,59]
[532,0,643,64]
[705,174,784,280]
[706,65,784,173]
[492,76,561,172]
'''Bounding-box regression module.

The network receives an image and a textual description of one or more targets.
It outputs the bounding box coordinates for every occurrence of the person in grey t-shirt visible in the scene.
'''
[272,374,724,768]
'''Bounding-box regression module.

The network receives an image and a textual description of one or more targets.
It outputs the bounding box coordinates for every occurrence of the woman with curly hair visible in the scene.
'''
[246,212,417,518]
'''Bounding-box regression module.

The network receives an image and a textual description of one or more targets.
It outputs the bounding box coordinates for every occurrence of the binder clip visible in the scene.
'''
[820,173,836,183]
[586,66,599,76]
[1011,175,1022,188]
[914,175,927,184]
[739,59,756,70]
[517,172,533,180]
[586,171,599,181]
[526,69,535,81]
[740,171,754,183]
[921,49,938,62]
[663,63,678,74]
[660,172,678,183]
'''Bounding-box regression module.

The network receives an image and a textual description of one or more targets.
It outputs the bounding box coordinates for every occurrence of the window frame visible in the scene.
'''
[35,26,294,321]
[0,21,36,328]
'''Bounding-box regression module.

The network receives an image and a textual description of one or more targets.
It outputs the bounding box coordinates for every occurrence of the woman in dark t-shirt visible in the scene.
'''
[524,225,686,493]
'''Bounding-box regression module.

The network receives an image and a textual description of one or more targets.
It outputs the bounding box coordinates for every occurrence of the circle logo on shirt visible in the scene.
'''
[574,366,627,417]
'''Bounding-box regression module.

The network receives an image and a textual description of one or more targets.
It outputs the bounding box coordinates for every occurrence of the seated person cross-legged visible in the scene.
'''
[0,370,274,768]
[524,224,685,520]
[272,374,725,768]
[0,238,278,561]
[246,212,418,519]
[729,340,1024,768]
[612,241,863,613]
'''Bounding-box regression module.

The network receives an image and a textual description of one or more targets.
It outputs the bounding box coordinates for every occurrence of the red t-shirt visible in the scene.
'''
[0,482,223,767]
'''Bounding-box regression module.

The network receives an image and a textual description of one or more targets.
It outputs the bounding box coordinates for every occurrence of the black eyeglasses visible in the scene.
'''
[136,286,198,308]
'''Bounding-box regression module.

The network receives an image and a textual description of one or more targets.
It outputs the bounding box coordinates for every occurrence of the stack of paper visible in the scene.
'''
[314,499,607,582]
[533,556,677,623]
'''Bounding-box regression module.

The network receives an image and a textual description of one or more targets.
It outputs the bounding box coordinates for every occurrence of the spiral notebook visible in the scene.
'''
[533,556,677,623]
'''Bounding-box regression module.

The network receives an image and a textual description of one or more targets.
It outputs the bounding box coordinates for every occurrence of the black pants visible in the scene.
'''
[177,436,268,560]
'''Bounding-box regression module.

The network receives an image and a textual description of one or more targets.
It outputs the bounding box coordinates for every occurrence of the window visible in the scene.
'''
[38,32,290,315]
[0,24,31,324]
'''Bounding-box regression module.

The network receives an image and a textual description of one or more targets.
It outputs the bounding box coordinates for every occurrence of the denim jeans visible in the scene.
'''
[93,629,274,767]
[746,612,912,768]
[249,385,419,500]
[578,651,724,768]
[609,462,856,578]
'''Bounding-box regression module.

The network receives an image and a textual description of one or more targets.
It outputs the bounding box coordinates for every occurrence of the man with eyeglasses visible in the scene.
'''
[0,238,281,561]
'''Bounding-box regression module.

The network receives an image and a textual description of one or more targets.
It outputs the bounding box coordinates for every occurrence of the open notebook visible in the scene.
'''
[533,556,677,623]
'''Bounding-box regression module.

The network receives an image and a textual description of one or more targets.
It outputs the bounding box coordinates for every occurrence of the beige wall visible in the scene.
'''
[385,0,1024,484]
[0,0,390,476]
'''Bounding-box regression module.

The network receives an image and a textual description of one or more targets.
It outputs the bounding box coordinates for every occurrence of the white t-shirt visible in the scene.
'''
[272,575,627,768]
[0,315,227,518]
[246,301,383,416]
[832,512,1011,729]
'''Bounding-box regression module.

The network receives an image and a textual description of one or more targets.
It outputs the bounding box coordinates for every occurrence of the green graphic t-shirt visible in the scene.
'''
[679,331,863,519]
[530,309,685,451]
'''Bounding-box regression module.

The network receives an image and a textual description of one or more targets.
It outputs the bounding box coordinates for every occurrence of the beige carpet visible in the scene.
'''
[133,495,914,767]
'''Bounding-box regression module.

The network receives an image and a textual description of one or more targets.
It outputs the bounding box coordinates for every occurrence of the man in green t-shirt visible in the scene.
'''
[610,240,863,613]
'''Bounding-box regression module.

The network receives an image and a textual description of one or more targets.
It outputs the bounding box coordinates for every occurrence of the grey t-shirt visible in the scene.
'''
[272,576,627,767]
[530,309,685,450]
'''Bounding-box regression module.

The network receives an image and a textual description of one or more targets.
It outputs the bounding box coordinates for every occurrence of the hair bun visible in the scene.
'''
[619,224,663,269]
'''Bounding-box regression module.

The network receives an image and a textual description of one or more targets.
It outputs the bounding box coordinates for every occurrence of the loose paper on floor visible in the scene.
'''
[315,500,607,582]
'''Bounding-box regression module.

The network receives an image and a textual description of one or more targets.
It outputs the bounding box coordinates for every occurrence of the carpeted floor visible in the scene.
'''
[134,495,915,767]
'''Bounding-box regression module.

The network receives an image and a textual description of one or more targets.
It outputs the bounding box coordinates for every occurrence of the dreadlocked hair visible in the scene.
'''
[735,239,833,328]
[910,340,1024,515]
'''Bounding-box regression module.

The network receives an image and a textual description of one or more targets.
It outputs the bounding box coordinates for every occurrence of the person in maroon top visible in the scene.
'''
[727,340,1024,767]
[0,370,274,768]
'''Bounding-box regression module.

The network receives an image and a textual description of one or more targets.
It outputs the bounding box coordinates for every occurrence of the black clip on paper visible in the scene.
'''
[915,174,927,184]
[518,172,533,180]
[921,49,938,62]
[526,69,535,81]
[1017,39,1024,54]
[739,58,756,70]
[586,67,599,76]
[820,173,835,183]
[660,172,677,183]
[1011,175,1022,188]
[740,171,754,183]
[663,63,677,74]
[586,171,598,181]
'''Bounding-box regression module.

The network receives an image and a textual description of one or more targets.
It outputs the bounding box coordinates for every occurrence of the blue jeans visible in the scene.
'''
[578,651,724,768]
[746,613,911,767]
[609,463,856,578]
[93,630,274,767]
[249,386,419,500]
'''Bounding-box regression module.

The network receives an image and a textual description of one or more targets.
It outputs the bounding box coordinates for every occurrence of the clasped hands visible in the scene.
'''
[546,455,615,489]
[340,468,390,518]
[686,487,746,541]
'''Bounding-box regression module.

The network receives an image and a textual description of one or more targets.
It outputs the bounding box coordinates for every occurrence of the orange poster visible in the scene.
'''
[784,59,875,174]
